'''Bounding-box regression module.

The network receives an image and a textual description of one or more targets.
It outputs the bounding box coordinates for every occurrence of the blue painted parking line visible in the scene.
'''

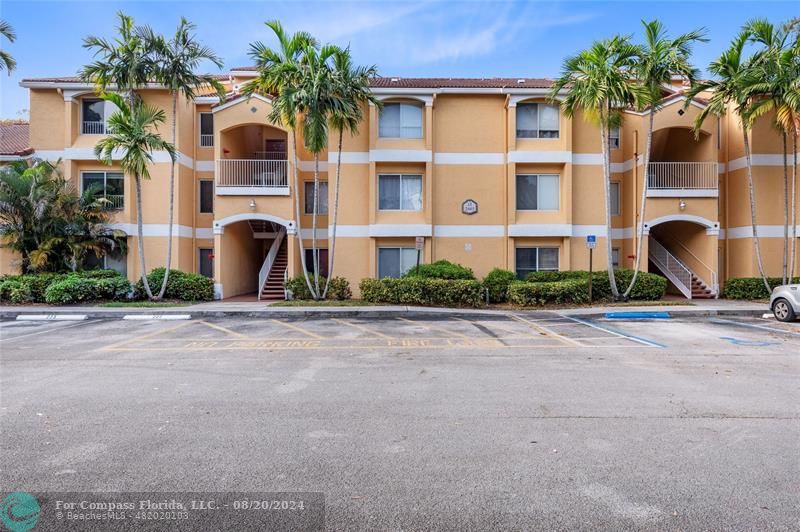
[604,312,671,319]
[560,315,666,348]
[720,336,779,347]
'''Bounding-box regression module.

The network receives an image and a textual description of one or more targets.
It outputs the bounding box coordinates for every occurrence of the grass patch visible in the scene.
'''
[270,299,381,307]
[98,301,191,308]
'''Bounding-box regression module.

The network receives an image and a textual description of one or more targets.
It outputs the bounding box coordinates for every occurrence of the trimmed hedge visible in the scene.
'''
[360,277,485,307]
[507,278,590,306]
[590,269,667,301]
[723,277,799,300]
[482,268,518,303]
[525,271,589,283]
[44,276,100,304]
[0,279,33,303]
[134,268,213,301]
[404,260,475,280]
[0,270,132,304]
[284,276,352,301]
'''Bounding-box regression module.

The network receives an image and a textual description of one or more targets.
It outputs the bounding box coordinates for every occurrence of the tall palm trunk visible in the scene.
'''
[135,173,154,299]
[601,106,619,300]
[322,129,343,299]
[742,128,770,293]
[157,90,178,300]
[291,129,316,298]
[624,108,655,297]
[311,154,321,299]
[782,133,789,285]
[791,133,798,281]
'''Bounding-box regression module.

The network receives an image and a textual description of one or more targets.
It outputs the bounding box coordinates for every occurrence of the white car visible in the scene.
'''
[770,284,800,322]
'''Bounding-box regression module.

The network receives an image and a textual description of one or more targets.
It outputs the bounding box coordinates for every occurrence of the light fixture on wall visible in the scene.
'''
[249,199,256,210]
[679,199,687,210]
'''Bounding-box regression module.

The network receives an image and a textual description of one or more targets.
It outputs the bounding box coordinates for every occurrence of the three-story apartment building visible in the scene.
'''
[4,69,797,300]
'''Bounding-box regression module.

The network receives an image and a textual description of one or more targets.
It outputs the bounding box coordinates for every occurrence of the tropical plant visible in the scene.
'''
[0,160,125,273]
[686,31,771,293]
[322,47,379,299]
[550,35,644,299]
[743,18,800,284]
[246,20,319,298]
[94,93,176,299]
[0,19,16,73]
[624,20,707,298]
[145,18,225,299]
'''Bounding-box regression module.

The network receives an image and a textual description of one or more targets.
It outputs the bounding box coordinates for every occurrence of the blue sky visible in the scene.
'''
[1,0,798,118]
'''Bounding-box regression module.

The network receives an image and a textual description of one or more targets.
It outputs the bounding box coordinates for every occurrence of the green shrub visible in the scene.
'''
[327,277,352,300]
[507,279,590,306]
[723,277,799,300]
[403,260,475,280]
[80,269,123,279]
[94,276,132,300]
[482,268,518,303]
[284,275,314,300]
[525,270,589,283]
[0,279,33,303]
[359,277,485,307]
[44,276,98,304]
[134,268,213,301]
[590,269,667,301]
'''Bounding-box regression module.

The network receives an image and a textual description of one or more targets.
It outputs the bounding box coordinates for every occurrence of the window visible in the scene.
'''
[199,248,213,278]
[199,113,214,147]
[609,126,620,149]
[516,174,559,210]
[379,103,423,138]
[378,247,418,278]
[199,180,214,214]
[516,103,559,138]
[610,182,621,216]
[82,171,124,210]
[378,174,422,211]
[515,247,559,279]
[304,181,329,214]
[84,250,127,276]
[304,249,329,278]
[82,98,106,134]
[612,248,620,268]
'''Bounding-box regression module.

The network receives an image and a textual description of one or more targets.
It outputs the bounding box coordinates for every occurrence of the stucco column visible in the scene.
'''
[213,228,224,300]
[639,227,650,273]
[286,232,298,280]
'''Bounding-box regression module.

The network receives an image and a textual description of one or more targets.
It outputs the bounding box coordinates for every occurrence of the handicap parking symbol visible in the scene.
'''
[719,336,779,347]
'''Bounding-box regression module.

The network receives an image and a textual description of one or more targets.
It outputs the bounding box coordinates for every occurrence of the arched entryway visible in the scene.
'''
[645,215,719,299]
[212,213,296,301]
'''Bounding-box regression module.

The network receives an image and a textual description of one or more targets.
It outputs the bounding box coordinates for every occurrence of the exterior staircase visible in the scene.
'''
[260,241,288,300]
[648,235,717,300]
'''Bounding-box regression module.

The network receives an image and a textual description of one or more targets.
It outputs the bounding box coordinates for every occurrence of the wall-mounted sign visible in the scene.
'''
[462,199,478,215]
[415,236,425,250]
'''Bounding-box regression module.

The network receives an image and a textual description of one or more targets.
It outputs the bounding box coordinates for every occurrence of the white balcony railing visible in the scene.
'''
[105,194,124,210]
[82,121,106,135]
[254,151,288,160]
[647,162,718,190]
[200,134,214,147]
[215,159,289,195]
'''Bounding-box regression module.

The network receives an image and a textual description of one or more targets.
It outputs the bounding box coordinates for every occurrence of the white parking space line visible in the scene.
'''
[331,318,394,339]
[511,315,582,347]
[558,315,665,348]
[0,320,96,342]
[397,317,471,339]
[708,317,800,338]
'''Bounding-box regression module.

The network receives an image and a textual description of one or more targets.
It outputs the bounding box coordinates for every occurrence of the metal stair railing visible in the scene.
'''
[257,227,286,301]
[648,236,694,299]
[658,235,718,296]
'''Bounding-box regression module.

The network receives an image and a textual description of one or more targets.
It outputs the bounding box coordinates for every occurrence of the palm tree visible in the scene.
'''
[624,20,707,298]
[145,18,225,300]
[94,93,176,299]
[322,47,379,299]
[245,20,319,298]
[744,18,800,284]
[687,32,771,293]
[551,35,644,299]
[0,19,16,73]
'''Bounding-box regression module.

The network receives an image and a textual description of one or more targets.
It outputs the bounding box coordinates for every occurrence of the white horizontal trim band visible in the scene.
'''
[725,225,800,239]
[433,153,505,165]
[109,223,194,238]
[433,225,505,237]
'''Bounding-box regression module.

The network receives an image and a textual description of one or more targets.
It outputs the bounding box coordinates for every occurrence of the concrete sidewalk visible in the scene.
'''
[0,299,769,320]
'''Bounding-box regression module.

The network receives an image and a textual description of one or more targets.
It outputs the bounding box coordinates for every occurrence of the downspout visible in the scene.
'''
[503,93,510,269]
[724,111,730,283]
[430,92,436,262]
[192,102,198,272]
[633,128,639,268]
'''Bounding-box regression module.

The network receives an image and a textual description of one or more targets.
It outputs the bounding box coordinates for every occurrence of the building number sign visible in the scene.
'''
[462,199,478,215]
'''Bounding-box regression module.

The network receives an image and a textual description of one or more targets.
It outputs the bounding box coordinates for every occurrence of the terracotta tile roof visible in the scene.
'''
[21,74,229,84]
[0,121,32,156]
[370,77,554,89]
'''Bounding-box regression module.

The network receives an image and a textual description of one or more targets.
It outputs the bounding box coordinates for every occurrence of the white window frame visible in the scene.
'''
[378,102,424,139]
[515,103,560,139]
[199,179,214,214]
[80,97,112,135]
[515,247,560,279]
[515,174,560,211]
[610,181,621,216]
[304,181,329,215]
[377,247,419,278]
[199,112,214,147]
[81,170,124,210]
[378,174,423,212]
[609,126,620,150]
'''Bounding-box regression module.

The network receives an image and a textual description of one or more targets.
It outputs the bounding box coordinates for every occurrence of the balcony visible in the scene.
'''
[646,162,718,197]
[215,159,289,196]
[82,121,106,135]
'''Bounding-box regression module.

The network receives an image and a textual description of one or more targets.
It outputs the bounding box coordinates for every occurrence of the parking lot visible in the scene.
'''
[1,313,798,529]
